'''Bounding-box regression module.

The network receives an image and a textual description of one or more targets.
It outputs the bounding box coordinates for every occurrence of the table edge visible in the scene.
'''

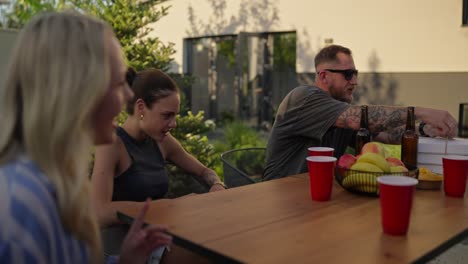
[116,211,244,264]
[412,228,468,263]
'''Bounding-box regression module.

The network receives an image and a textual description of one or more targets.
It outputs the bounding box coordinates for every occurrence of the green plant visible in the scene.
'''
[170,73,196,114]
[220,120,267,150]
[273,32,296,71]
[211,121,267,182]
[171,111,215,138]
[217,110,235,127]
[165,111,219,198]
[115,111,128,126]
[217,38,236,67]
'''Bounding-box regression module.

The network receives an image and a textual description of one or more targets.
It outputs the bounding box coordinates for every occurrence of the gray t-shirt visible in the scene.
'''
[263,85,354,180]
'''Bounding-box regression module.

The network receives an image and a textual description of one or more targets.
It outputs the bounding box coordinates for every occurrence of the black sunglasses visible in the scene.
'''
[323,69,358,81]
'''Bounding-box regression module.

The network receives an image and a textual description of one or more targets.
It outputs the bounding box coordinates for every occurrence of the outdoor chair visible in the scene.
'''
[220,147,266,188]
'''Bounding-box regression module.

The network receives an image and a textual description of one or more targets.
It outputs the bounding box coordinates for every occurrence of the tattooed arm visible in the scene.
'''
[335,105,407,133]
[335,105,457,138]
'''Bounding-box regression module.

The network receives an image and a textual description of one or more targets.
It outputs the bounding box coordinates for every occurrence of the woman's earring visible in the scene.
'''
[140,114,144,120]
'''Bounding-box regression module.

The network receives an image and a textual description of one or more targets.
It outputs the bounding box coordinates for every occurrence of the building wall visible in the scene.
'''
[149,0,468,121]
[151,0,468,72]
[355,72,468,122]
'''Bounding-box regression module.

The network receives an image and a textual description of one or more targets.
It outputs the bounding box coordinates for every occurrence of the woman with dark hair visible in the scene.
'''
[92,68,225,227]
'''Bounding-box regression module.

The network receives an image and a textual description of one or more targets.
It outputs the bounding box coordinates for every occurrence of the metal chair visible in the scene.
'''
[220,147,266,188]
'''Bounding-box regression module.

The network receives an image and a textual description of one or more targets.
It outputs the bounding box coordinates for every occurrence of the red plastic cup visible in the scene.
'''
[308,147,334,157]
[306,156,337,201]
[442,156,468,197]
[377,176,418,236]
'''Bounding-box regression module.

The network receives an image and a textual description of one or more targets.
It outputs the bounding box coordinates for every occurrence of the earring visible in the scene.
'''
[140,114,144,120]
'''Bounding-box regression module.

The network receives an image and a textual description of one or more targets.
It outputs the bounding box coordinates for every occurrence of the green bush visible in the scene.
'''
[212,121,267,183]
[165,111,218,198]
[214,120,267,152]
[217,111,235,127]
[171,111,215,138]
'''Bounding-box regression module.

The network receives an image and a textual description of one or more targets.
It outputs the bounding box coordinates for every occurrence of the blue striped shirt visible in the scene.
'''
[0,155,98,263]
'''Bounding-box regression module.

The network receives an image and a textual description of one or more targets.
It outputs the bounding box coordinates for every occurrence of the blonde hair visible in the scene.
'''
[0,11,113,263]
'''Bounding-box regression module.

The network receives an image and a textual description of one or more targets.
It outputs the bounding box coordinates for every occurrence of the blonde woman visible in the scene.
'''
[0,11,171,264]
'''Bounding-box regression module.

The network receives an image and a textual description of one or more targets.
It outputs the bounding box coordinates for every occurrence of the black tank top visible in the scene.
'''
[112,127,169,201]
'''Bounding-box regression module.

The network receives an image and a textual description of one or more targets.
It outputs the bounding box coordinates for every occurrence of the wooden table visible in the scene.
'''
[118,174,468,263]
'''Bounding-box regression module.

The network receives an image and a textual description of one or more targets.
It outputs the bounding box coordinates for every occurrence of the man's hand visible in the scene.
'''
[423,123,458,138]
[119,199,172,264]
[416,107,457,138]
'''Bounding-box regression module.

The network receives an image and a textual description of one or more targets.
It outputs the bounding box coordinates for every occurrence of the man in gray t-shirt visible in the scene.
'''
[264,85,354,180]
[264,45,458,180]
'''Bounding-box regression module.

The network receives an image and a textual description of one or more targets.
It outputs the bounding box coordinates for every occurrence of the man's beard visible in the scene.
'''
[330,88,353,103]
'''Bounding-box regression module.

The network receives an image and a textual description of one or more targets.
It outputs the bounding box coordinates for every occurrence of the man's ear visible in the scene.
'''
[317,71,328,84]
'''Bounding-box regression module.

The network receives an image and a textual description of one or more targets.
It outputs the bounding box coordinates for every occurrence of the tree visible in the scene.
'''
[5,0,175,71]
[74,0,175,71]
[4,0,60,28]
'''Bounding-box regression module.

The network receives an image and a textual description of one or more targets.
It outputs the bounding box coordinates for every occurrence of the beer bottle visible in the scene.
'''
[356,105,371,155]
[401,106,419,167]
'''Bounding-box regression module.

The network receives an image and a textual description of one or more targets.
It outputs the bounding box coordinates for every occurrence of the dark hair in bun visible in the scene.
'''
[125,67,137,87]
[125,68,180,115]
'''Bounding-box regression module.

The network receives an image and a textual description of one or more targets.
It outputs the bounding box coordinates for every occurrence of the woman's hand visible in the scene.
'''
[119,199,172,264]
[209,183,226,192]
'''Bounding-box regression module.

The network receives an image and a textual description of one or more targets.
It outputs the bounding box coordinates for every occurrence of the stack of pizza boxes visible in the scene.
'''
[417,137,468,175]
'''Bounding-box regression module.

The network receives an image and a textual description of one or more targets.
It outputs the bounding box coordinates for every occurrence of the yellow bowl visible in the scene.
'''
[417,167,443,190]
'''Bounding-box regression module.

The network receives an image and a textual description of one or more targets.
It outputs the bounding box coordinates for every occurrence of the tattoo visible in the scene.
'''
[335,106,360,129]
[375,125,406,144]
[337,105,407,133]
[200,169,221,186]
[368,106,406,133]
[391,126,406,142]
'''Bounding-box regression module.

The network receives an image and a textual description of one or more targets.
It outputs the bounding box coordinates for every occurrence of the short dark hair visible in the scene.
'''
[125,68,180,114]
[314,45,352,69]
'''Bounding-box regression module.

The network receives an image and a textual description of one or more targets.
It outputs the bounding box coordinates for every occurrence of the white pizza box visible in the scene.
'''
[417,163,443,175]
[418,153,468,165]
[418,137,468,155]
[417,153,444,165]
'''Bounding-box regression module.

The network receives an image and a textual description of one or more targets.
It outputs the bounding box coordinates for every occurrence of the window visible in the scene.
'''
[184,31,297,125]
